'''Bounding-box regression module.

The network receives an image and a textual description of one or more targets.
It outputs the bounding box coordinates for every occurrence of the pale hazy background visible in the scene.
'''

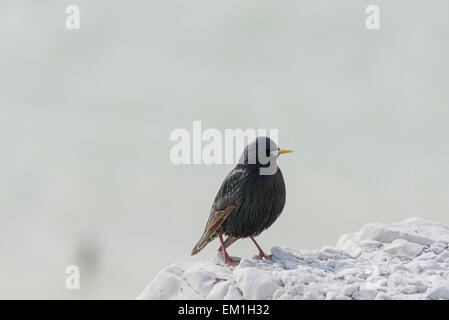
[1,1,448,299]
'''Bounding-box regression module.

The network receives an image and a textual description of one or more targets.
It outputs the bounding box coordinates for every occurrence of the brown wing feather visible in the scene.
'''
[191,204,234,255]
[191,168,246,256]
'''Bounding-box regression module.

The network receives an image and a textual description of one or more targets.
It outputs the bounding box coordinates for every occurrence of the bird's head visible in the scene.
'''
[239,137,293,175]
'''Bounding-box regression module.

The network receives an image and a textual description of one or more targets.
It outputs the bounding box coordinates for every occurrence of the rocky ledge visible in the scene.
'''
[138,218,449,300]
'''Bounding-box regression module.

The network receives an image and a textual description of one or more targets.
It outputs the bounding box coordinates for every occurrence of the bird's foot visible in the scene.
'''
[218,252,240,266]
[253,252,272,260]
[224,256,240,266]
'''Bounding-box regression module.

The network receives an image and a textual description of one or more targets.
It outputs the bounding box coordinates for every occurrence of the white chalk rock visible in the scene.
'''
[234,267,281,300]
[428,282,449,299]
[139,218,449,300]
[382,239,424,259]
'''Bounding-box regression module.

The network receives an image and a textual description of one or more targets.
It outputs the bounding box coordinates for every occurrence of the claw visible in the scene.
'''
[224,256,240,266]
[250,237,271,260]
[218,234,240,266]
[253,252,272,260]
[218,251,240,266]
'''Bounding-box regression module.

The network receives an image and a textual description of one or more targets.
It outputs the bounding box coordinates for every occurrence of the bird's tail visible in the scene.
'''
[191,234,214,256]
[191,234,238,256]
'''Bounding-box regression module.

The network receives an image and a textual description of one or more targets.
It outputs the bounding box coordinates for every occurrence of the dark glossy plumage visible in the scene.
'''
[191,137,288,257]
[221,166,285,238]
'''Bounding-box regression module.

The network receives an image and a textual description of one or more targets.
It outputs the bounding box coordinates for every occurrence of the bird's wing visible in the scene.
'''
[203,205,235,239]
[206,168,248,233]
[191,168,247,255]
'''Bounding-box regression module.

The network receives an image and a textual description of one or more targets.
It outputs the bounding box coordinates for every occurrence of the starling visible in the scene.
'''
[191,137,293,266]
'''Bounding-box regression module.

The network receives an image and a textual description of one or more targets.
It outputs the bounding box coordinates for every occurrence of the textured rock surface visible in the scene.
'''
[138,218,449,300]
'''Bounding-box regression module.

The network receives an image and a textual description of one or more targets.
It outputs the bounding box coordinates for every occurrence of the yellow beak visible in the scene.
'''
[278,149,293,155]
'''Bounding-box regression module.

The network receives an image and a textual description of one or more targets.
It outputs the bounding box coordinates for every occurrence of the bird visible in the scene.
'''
[191,136,293,266]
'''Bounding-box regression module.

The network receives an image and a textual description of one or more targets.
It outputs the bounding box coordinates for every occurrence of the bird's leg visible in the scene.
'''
[218,234,239,266]
[217,236,238,253]
[250,237,272,260]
